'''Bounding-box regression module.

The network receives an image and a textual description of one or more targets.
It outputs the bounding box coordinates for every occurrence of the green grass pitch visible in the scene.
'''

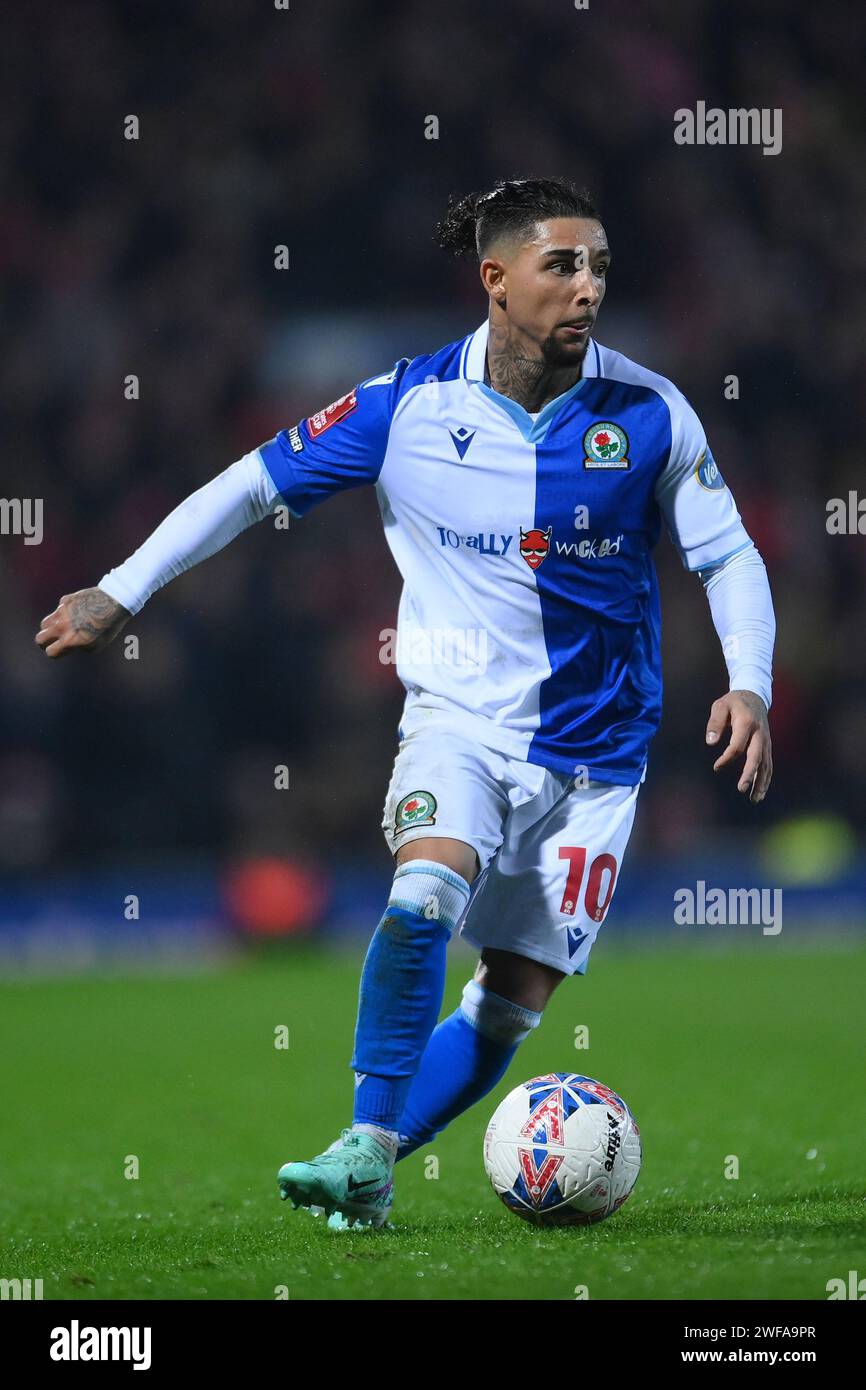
[1,941,864,1300]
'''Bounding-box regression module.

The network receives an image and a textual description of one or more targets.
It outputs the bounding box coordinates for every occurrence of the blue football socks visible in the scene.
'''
[395,979,542,1158]
[351,860,472,1134]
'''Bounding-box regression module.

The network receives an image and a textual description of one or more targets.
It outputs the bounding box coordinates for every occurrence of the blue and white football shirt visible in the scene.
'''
[258,319,752,784]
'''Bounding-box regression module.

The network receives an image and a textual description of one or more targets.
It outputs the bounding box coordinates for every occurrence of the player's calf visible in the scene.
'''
[349,859,472,1150]
[277,858,473,1224]
[395,979,543,1159]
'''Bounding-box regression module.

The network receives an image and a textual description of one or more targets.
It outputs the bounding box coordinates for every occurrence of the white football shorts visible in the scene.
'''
[381,721,640,976]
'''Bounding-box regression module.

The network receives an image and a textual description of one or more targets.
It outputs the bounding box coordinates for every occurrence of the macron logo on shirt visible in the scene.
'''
[449,427,476,460]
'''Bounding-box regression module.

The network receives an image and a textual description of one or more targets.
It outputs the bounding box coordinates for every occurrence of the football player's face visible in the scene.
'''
[487,217,610,365]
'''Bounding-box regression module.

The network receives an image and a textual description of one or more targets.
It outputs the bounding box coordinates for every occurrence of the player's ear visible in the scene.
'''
[480,256,506,302]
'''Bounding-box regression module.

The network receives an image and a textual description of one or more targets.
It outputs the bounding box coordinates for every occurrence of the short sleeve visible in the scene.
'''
[257,358,411,517]
[654,392,752,571]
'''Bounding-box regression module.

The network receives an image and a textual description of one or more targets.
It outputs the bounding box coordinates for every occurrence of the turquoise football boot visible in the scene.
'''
[277,1129,394,1229]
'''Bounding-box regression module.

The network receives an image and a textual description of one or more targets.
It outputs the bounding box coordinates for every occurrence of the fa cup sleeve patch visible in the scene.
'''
[306,389,358,438]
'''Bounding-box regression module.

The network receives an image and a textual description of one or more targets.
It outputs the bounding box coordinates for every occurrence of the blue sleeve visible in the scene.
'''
[256,358,411,517]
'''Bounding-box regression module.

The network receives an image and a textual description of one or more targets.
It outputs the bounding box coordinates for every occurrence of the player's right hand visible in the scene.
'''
[34,587,131,659]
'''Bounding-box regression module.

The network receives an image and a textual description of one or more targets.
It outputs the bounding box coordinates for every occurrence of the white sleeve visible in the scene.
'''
[654,392,752,571]
[97,450,280,615]
[700,542,775,710]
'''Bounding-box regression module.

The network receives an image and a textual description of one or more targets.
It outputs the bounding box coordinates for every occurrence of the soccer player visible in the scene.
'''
[35,177,774,1229]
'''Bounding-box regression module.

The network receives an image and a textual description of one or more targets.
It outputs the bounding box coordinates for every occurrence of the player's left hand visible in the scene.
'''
[705,690,772,803]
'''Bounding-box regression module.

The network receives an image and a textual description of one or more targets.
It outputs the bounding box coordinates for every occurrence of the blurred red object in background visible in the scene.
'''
[223,856,329,937]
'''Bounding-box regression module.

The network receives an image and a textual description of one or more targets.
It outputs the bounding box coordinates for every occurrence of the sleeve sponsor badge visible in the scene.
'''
[694,446,725,490]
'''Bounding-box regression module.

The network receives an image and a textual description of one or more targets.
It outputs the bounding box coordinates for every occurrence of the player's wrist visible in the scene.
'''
[729,683,770,715]
[96,571,146,617]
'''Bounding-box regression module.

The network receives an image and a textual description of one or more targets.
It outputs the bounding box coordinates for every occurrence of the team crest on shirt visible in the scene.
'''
[583,422,630,469]
[395,790,437,833]
[306,389,358,439]
[520,525,552,570]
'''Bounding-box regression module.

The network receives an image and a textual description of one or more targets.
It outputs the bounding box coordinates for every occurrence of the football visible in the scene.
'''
[483,1072,642,1226]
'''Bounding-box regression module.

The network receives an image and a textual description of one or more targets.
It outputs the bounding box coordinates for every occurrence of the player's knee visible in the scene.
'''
[385,858,472,934]
[460,979,542,1047]
[475,949,565,1012]
[395,835,480,884]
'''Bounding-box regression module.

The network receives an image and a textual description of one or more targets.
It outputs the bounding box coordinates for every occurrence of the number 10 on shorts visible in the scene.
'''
[558,847,618,922]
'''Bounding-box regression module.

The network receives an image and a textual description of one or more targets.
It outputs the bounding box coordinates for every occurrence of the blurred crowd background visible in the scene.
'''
[1,0,864,937]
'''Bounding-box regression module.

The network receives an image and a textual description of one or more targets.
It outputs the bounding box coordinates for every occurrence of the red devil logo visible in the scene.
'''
[519,525,552,570]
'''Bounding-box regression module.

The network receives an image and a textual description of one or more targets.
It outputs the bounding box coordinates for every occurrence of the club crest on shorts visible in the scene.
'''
[395,790,437,833]
[583,422,630,469]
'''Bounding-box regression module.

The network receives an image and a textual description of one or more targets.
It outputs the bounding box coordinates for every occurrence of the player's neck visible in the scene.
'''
[485,320,584,413]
